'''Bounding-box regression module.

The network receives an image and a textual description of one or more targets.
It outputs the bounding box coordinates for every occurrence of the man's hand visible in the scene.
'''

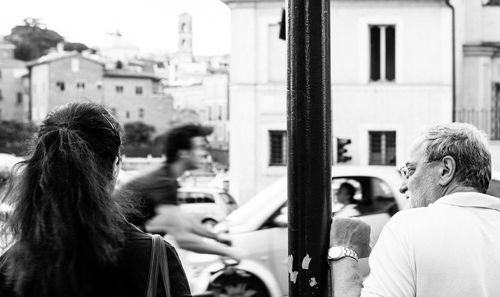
[330,217,371,258]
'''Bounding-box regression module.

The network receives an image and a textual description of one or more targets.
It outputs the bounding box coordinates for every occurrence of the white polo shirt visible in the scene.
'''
[361,192,500,297]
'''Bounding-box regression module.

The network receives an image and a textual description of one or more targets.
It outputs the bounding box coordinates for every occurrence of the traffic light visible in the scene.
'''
[279,9,286,40]
[337,137,352,163]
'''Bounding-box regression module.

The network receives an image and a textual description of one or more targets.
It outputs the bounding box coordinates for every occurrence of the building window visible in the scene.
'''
[71,59,80,72]
[369,131,396,166]
[0,69,2,79]
[218,105,222,120]
[76,82,85,89]
[138,108,144,118]
[116,85,124,93]
[208,106,212,121]
[16,92,22,105]
[269,130,287,166]
[0,89,2,101]
[56,81,65,91]
[96,81,103,90]
[126,111,130,119]
[135,86,143,95]
[369,25,396,82]
[491,83,500,140]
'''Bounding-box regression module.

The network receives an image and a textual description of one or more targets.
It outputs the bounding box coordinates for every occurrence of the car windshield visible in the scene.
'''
[225,177,287,225]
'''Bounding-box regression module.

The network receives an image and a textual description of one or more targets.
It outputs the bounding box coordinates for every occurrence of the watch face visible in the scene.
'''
[328,246,344,259]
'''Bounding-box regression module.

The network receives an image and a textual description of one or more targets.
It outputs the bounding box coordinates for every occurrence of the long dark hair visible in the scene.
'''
[1,102,126,297]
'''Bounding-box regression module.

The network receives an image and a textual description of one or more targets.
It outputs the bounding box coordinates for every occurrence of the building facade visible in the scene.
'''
[0,37,28,121]
[104,70,174,135]
[223,0,453,202]
[453,0,500,165]
[28,52,174,134]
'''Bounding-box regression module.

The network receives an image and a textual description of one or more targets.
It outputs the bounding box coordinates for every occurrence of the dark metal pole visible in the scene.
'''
[287,0,332,296]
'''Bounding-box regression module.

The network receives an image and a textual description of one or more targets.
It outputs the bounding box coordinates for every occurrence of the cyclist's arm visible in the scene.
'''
[147,205,243,259]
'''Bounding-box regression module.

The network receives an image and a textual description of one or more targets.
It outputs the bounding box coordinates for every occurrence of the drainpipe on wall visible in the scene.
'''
[445,0,456,122]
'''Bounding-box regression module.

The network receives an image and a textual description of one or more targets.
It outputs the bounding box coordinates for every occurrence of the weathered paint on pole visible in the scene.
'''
[287,0,332,296]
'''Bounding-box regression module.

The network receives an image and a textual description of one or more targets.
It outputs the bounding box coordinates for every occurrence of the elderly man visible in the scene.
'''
[329,123,500,297]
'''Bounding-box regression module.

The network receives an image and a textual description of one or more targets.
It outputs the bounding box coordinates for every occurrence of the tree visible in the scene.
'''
[63,42,89,53]
[0,120,37,155]
[6,18,89,61]
[124,122,156,146]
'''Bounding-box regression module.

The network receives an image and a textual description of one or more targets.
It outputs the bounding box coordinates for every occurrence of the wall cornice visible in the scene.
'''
[464,43,500,57]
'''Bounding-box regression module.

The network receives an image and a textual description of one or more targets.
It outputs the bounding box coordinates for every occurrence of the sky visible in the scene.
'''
[0,0,231,56]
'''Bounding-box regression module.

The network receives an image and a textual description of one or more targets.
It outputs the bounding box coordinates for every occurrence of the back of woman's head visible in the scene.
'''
[2,102,125,297]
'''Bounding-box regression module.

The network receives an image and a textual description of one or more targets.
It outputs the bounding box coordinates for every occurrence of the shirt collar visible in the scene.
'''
[434,192,500,211]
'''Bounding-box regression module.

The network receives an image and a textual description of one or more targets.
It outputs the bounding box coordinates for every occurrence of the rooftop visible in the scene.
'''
[104,69,162,80]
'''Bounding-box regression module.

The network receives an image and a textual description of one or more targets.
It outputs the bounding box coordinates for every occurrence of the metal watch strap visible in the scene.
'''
[328,246,359,262]
[343,247,358,261]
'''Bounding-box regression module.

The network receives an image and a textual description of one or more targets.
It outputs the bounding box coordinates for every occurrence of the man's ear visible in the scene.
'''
[439,155,456,186]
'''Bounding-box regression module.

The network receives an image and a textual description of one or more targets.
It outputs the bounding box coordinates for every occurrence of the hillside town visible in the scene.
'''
[1,1,500,297]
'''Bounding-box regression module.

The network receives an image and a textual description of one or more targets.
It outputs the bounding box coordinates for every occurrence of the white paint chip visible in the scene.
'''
[309,277,318,287]
[288,255,299,284]
[302,254,312,269]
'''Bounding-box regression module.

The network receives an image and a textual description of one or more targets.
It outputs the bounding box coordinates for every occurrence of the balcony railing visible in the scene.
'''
[456,107,500,140]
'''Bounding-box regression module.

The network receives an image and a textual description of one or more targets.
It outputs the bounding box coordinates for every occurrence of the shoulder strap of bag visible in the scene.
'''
[145,234,172,297]
[145,234,161,297]
[158,236,172,297]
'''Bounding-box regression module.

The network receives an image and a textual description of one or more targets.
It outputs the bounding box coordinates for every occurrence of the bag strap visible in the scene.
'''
[145,235,160,297]
[158,236,172,297]
[145,234,172,297]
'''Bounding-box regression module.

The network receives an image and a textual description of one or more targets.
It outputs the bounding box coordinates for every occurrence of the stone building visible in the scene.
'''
[0,37,28,121]
[222,0,454,202]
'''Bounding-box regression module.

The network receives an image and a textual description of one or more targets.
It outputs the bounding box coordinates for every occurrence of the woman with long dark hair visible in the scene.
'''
[0,102,191,297]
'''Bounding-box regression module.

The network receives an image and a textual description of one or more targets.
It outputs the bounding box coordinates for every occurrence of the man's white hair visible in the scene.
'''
[422,122,491,193]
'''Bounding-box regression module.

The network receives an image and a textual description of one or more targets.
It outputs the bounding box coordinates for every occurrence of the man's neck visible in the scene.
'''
[167,162,186,178]
[439,183,479,197]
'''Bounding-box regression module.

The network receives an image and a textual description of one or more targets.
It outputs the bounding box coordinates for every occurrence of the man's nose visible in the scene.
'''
[399,180,408,194]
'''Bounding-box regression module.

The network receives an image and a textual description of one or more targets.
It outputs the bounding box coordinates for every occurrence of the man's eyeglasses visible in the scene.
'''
[399,165,415,179]
[399,160,438,179]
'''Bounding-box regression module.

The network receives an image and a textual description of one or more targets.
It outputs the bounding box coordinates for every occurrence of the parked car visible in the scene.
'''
[182,165,405,296]
[185,165,500,296]
[177,187,238,227]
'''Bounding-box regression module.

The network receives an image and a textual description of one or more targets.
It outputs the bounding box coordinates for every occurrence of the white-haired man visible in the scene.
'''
[329,123,500,297]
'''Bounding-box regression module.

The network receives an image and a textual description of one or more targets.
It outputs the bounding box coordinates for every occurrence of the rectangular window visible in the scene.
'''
[269,130,287,166]
[16,92,22,105]
[491,83,500,140]
[135,86,143,95]
[138,108,144,118]
[76,82,85,89]
[370,25,396,82]
[125,111,130,119]
[116,85,124,93]
[0,89,2,101]
[369,131,396,166]
[56,81,65,91]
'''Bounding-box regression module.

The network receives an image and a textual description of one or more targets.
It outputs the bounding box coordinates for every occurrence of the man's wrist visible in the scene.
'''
[328,246,359,262]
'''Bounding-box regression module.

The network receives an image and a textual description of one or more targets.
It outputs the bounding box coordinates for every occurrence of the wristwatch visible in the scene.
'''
[327,246,359,262]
